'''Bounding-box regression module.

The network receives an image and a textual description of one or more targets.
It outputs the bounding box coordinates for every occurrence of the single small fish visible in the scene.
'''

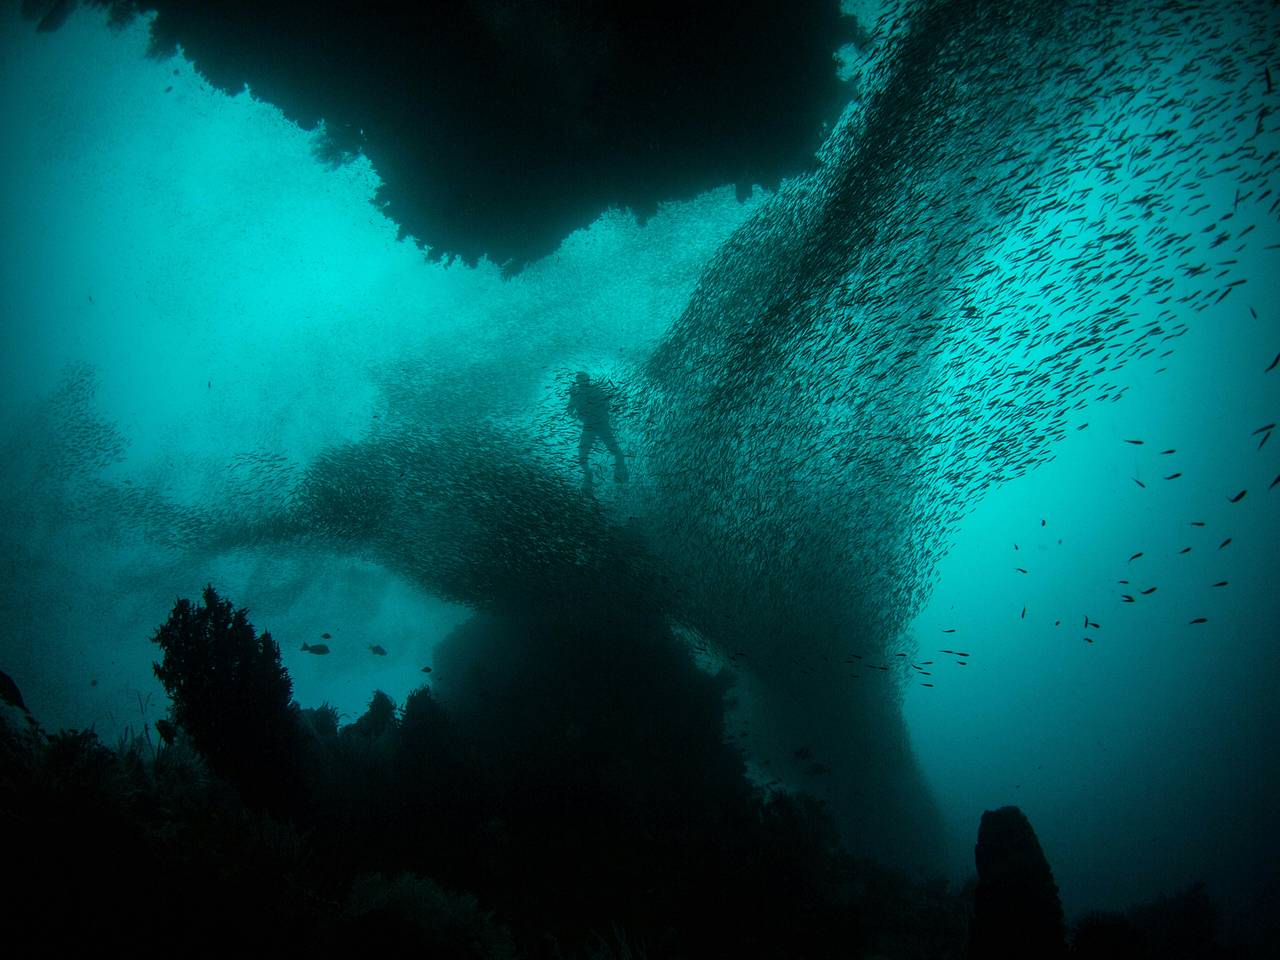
[1089,620,1100,629]
[1140,587,1157,595]
[956,661,968,666]
[955,652,971,657]
[1211,581,1228,588]
[1125,439,1145,445]
[940,648,955,654]
[1084,637,1094,644]
[1260,431,1272,451]
[1190,521,1205,526]
[1253,423,1275,435]
[1271,474,1280,490]
[1133,477,1146,488]
[421,666,433,673]
[942,628,956,634]
[1015,567,1028,574]
[1040,518,1046,527]
[1189,617,1208,625]
[368,644,387,656]
[1218,538,1232,549]
[1117,579,1130,584]
[1267,351,1280,373]
[301,643,330,655]
[321,632,332,639]
[1228,489,1247,503]
[1160,448,1176,455]
[1121,595,1135,603]
[1179,547,1192,554]
[1077,423,1089,430]
[921,683,935,687]
[1164,472,1182,480]
[1021,606,1026,619]
[1128,552,1144,561]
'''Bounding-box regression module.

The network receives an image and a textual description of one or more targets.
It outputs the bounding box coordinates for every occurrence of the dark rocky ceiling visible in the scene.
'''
[26,0,858,271]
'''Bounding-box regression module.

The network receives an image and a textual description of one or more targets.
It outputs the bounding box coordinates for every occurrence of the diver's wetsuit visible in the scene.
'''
[568,377,628,489]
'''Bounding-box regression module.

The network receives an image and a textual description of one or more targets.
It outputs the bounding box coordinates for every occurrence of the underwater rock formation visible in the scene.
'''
[4,671,1252,956]
[0,668,27,712]
[969,805,1066,959]
[1,618,977,958]
[0,669,40,797]
[34,0,857,269]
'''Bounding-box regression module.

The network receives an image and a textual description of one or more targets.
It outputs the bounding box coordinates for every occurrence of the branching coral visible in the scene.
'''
[150,584,302,813]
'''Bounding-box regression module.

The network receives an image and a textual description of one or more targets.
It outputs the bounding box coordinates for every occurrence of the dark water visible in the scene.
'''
[1,0,1277,951]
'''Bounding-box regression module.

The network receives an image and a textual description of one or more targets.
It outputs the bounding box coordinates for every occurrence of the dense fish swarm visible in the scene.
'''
[640,0,1277,676]
[625,0,1276,856]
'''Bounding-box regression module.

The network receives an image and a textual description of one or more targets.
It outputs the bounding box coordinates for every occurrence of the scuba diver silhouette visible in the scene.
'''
[567,372,628,492]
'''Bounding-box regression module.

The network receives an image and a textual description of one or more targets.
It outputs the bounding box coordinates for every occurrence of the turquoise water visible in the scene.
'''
[2,0,1277,946]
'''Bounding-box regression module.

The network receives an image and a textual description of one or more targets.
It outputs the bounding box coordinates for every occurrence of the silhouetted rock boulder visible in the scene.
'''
[969,805,1066,960]
[0,668,27,712]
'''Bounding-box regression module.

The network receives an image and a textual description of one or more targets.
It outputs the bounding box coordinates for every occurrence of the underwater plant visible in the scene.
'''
[150,584,303,814]
[342,872,516,957]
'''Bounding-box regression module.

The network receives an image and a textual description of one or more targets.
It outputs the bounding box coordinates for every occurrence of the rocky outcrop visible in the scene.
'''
[969,805,1066,959]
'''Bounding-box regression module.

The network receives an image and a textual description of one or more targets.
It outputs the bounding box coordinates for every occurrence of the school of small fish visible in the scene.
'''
[628,0,1278,694]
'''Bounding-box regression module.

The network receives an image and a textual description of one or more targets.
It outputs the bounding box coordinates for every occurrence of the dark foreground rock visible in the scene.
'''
[969,805,1067,960]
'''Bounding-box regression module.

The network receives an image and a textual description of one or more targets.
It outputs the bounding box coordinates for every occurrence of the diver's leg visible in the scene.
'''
[578,427,597,489]
[600,427,628,482]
